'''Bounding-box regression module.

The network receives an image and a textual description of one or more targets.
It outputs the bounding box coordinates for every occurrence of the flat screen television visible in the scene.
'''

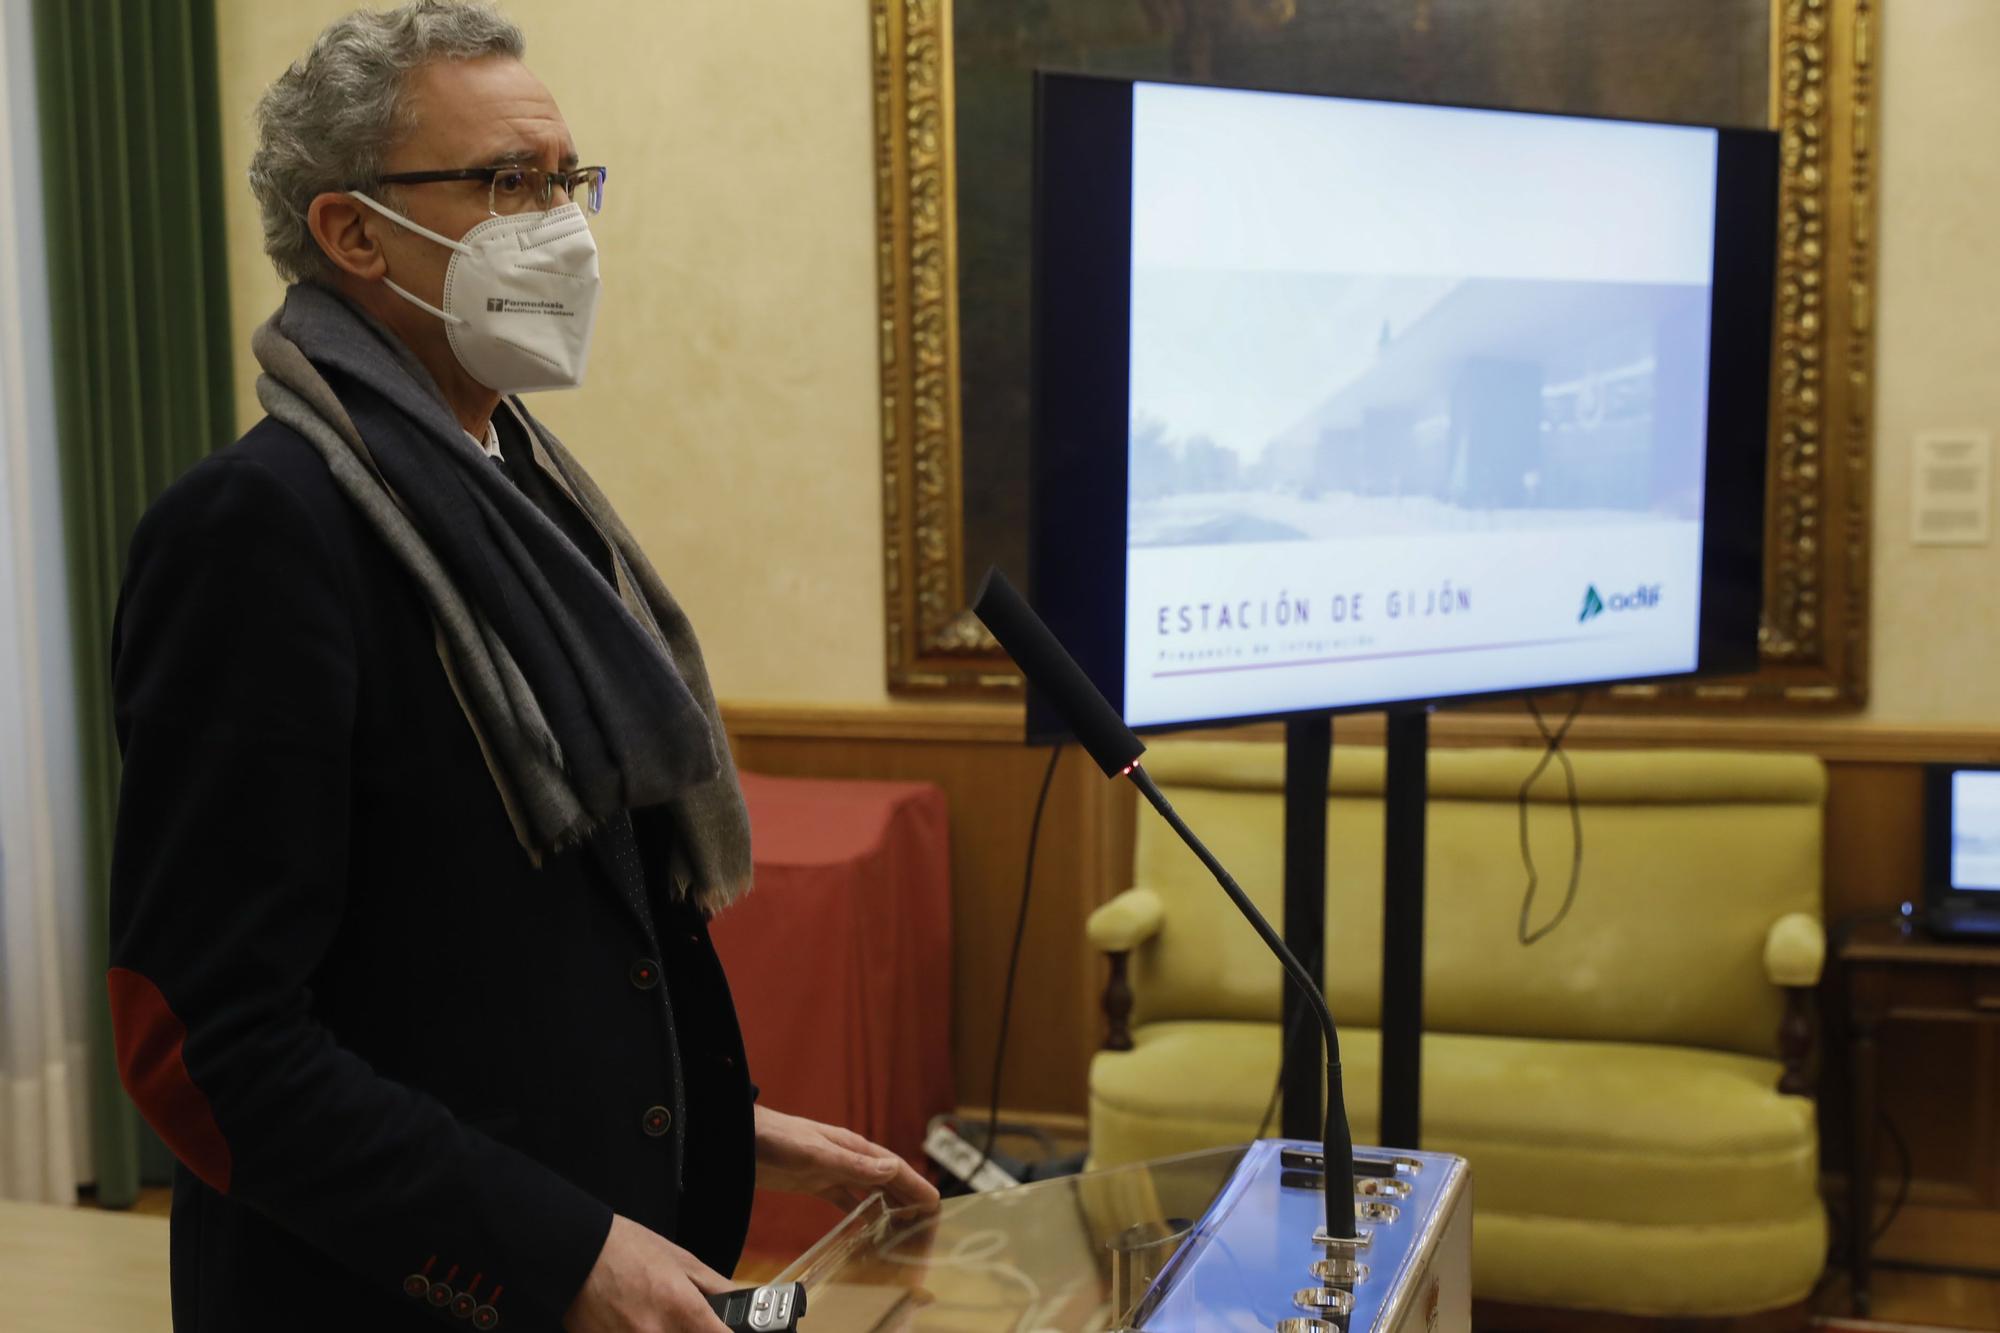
[1925,764,2000,913]
[1028,72,1777,734]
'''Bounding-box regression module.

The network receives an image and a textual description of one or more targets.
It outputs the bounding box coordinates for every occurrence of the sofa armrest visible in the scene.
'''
[1764,912,1824,1098]
[1088,890,1164,1054]
[1764,912,1825,988]
[1088,888,1166,954]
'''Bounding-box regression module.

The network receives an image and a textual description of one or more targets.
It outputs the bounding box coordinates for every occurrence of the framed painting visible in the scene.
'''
[874,0,1875,707]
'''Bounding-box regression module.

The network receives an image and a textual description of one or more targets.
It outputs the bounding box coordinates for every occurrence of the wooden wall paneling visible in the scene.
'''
[1821,763,1925,924]
[1328,710,2000,765]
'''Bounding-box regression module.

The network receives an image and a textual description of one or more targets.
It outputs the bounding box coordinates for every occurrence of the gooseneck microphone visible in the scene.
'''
[972,567,1358,1241]
[969,567,1146,778]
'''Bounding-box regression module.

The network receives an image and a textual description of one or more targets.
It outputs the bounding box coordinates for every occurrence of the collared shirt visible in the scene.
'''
[465,419,502,463]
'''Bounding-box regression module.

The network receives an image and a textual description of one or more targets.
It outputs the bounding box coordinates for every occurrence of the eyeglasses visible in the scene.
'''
[365,163,609,217]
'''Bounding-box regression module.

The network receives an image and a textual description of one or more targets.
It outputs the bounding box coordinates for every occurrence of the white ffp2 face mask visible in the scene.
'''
[349,191,601,394]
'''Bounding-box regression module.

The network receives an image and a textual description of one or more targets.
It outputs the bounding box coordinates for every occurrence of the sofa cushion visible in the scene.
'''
[1090,1022,1821,1230]
[1474,1211,1827,1316]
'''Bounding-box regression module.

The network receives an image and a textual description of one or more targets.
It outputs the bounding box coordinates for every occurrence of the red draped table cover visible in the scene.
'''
[709,771,954,1257]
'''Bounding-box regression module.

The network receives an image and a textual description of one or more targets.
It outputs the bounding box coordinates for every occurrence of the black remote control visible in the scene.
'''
[707,1281,807,1332]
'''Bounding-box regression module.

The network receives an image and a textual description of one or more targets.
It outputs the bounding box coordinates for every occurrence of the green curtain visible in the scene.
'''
[31,0,236,1208]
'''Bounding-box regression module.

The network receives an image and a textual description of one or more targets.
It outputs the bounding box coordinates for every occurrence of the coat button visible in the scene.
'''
[628,959,660,990]
[641,1105,672,1137]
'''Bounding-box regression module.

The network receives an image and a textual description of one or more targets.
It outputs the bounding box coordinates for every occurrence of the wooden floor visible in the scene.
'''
[127,1186,172,1218]
[7,1198,172,1332]
[1809,1268,2000,1332]
[114,1189,2000,1330]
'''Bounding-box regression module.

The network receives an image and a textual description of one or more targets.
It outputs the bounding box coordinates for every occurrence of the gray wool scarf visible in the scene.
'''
[252,284,751,913]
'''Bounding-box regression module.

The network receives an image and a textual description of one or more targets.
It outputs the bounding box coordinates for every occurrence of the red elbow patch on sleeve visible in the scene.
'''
[108,967,233,1193]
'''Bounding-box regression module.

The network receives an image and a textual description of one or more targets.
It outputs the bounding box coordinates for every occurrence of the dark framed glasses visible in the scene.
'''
[366,163,609,217]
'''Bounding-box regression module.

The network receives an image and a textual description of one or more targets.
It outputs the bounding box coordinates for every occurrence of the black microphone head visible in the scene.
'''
[974,566,1145,779]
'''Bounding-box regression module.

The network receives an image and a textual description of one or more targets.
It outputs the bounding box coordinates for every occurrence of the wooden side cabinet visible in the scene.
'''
[1840,920,2000,1316]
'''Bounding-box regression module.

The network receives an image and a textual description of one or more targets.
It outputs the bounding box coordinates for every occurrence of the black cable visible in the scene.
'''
[1834,907,1911,1244]
[972,742,1065,1183]
[1872,1109,1913,1244]
[1517,694,1586,946]
[1828,1105,1917,1263]
[1816,907,1916,1268]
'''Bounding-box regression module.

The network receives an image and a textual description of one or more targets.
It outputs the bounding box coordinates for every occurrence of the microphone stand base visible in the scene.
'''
[1126,1140,1471,1333]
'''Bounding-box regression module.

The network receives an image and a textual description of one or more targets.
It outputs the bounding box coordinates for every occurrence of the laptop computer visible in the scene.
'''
[1922,763,2000,940]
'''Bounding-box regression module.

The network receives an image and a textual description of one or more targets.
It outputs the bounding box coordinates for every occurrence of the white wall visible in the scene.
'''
[213,1,2000,721]
[217,0,889,705]
[1866,0,2000,723]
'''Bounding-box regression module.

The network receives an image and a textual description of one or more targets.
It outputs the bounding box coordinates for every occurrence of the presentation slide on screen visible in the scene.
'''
[1951,771,2000,893]
[1124,82,1721,725]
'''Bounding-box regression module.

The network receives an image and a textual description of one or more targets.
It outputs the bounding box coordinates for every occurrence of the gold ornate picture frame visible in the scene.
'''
[874,0,1875,708]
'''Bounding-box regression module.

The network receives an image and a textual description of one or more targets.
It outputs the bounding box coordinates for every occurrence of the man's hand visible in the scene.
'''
[753,1105,941,1213]
[563,1214,733,1333]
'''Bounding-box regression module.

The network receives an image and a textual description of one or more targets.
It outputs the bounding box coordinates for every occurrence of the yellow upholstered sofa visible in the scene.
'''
[1086,741,1827,1323]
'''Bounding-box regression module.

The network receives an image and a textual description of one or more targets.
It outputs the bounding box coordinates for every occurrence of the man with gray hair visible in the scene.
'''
[105,4,934,1331]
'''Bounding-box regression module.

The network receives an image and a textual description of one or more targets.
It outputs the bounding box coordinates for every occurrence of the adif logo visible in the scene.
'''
[1581,583,1662,622]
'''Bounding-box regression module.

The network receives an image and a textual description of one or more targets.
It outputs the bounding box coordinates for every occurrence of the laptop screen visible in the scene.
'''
[1950,769,2000,894]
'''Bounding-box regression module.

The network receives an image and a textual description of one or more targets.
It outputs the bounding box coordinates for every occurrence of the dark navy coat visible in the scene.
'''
[107,410,755,1332]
